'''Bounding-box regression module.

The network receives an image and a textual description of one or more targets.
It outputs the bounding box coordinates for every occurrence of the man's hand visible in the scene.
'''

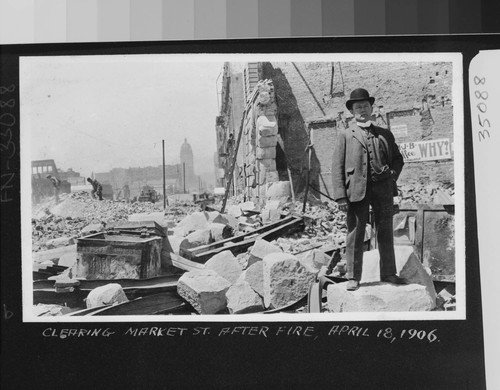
[337,198,349,212]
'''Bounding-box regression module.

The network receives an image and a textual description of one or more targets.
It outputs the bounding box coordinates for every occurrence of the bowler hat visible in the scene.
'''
[346,88,375,110]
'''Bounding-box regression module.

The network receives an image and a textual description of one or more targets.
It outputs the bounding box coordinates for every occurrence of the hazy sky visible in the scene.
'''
[20,54,224,178]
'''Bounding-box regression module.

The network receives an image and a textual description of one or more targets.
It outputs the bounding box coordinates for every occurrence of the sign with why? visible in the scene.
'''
[398,138,452,162]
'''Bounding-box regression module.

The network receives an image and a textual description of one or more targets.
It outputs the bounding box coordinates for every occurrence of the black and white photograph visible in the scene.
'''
[21,52,464,322]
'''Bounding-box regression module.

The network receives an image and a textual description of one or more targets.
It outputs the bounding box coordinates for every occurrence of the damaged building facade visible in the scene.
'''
[215,61,456,283]
[215,61,454,202]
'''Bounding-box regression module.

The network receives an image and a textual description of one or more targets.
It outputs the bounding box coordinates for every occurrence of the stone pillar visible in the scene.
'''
[255,81,279,201]
[240,80,280,202]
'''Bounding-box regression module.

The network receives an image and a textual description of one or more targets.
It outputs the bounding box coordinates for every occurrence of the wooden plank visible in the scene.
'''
[66,306,108,316]
[33,289,87,308]
[186,217,305,264]
[34,274,180,292]
[170,253,205,272]
[86,292,187,316]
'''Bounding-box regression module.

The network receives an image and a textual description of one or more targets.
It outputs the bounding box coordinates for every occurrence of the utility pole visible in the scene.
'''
[162,140,168,208]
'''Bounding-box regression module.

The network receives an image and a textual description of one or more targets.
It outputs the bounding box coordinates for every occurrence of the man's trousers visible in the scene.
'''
[345,178,396,281]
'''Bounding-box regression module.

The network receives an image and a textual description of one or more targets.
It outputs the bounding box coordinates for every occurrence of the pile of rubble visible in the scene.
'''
[31,192,198,252]
[398,179,454,205]
[176,239,322,314]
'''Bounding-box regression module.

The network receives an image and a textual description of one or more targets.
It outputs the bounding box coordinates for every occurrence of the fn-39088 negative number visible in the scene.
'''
[473,76,491,142]
[376,328,439,343]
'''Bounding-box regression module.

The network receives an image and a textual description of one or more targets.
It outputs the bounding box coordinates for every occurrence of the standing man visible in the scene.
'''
[87,177,103,200]
[332,88,406,291]
[46,174,61,203]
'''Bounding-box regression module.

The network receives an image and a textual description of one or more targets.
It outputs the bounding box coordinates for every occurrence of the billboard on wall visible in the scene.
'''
[398,138,452,162]
[390,124,408,138]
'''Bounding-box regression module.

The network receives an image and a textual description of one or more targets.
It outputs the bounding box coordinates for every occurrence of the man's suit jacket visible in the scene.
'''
[332,124,404,202]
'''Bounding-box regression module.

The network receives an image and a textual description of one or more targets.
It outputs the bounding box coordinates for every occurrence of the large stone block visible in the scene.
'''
[204,250,243,284]
[57,252,77,268]
[179,229,213,252]
[177,269,231,314]
[33,244,77,264]
[227,205,242,218]
[175,212,209,234]
[260,208,281,224]
[326,282,436,312]
[360,247,437,302]
[298,249,331,271]
[170,226,189,237]
[263,252,317,309]
[257,115,278,137]
[240,261,264,297]
[266,181,292,200]
[209,212,238,231]
[265,171,279,183]
[86,283,129,309]
[248,239,282,267]
[256,147,276,160]
[81,223,104,235]
[258,135,278,148]
[46,236,75,249]
[160,232,175,272]
[206,211,220,222]
[240,201,257,213]
[208,223,233,242]
[168,235,184,255]
[258,159,277,172]
[226,280,265,314]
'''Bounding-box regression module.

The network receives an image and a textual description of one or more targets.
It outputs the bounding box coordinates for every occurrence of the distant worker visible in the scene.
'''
[46,174,61,203]
[87,177,103,200]
[226,133,234,155]
[122,184,130,203]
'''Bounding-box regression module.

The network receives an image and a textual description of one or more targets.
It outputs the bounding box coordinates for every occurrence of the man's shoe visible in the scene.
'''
[381,274,407,285]
[346,279,360,291]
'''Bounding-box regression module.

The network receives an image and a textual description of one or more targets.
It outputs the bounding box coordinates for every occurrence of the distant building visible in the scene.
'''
[180,138,197,192]
[95,164,182,198]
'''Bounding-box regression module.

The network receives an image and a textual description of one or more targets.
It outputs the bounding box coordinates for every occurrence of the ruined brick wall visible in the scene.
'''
[261,61,455,199]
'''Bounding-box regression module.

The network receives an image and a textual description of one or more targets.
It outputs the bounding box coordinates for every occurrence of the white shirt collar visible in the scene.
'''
[357,121,372,128]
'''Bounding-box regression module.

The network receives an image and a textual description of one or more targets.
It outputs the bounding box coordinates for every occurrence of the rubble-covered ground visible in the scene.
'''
[31,191,198,252]
[32,171,455,253]
[31,179,456,316]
